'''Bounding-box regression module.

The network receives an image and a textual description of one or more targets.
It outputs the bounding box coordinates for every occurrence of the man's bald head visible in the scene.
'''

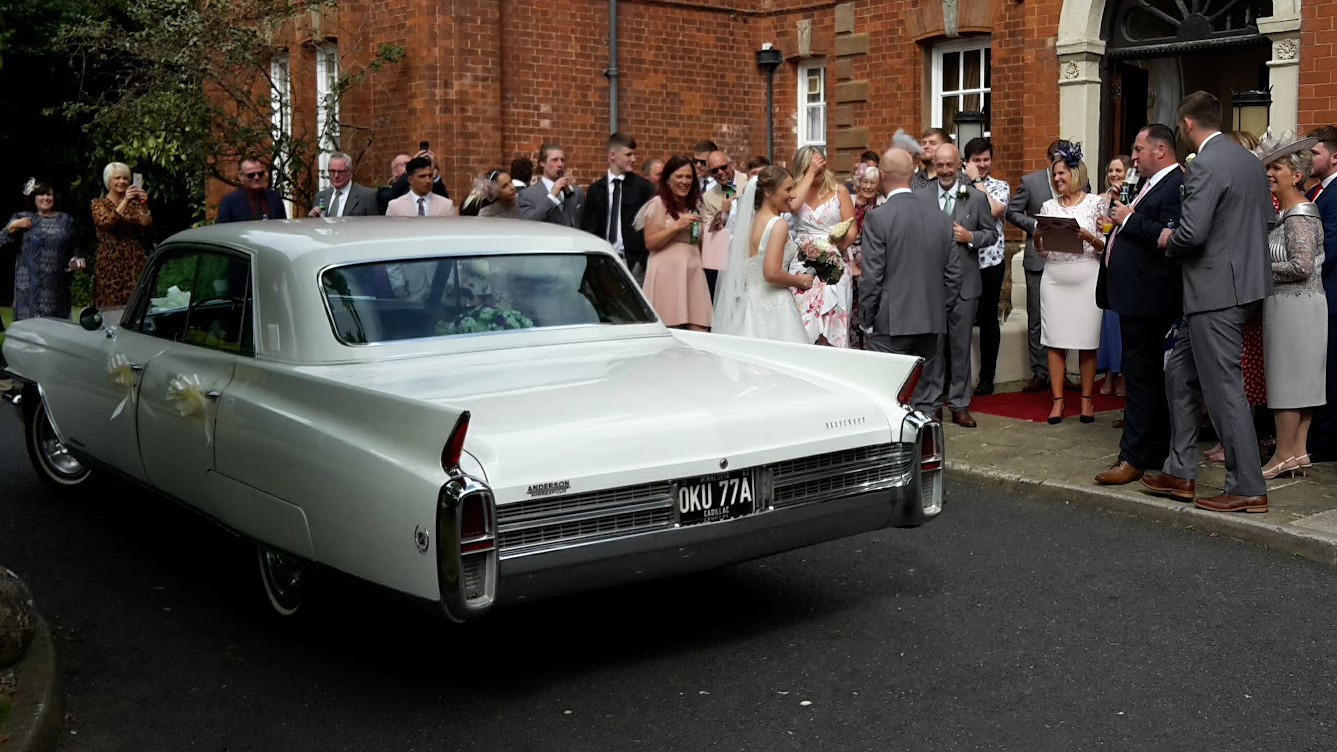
[933,143,961,189]
[880,147,915,193]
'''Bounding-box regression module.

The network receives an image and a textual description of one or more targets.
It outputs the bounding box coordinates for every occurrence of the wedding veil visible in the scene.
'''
[711,176,758,336]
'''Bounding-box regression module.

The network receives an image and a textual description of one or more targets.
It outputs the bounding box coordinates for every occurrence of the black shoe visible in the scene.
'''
[974,381,994,396]
[1079,393,1095,423]
[1048,396,1064,425]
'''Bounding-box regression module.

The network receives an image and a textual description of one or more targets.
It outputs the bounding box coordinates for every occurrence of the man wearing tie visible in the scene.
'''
[859,147,954,415]
[1094,123,1183,485]
[915,143,998,427]
[309,152,379,218]
[517,142,584,227]
[581,132,655,283]
[1141,91,1273,513]
[1304,126,1337,460]
[385,157,457,217]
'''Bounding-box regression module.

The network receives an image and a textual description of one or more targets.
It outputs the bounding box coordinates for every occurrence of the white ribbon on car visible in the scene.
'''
[106,353,137,420]
[165,374,214,445]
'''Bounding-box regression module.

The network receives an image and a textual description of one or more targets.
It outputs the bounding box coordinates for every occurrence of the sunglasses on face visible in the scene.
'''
[692,159,708,166]
[243,170,266,179]
[709,164,731,175]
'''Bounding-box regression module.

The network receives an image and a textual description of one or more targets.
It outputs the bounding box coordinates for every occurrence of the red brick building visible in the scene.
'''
[259,0,1324,206]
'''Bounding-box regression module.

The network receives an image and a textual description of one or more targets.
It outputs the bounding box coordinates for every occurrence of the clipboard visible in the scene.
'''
[1034,214,1085,254]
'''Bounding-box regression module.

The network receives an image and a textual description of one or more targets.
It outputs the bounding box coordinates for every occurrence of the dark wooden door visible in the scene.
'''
[1109,62,1149,159]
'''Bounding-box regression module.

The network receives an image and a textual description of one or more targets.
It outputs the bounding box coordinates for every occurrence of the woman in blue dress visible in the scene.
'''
[4,180,82,321]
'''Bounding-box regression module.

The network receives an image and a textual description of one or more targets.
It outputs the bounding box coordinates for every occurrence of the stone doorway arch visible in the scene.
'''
[1055,0,1302,162]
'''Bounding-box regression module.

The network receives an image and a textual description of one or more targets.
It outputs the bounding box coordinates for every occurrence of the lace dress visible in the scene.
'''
[728,216,811,343]
[789,192,852,347]
[1037,193,1106,349]
[1262,202,1326,409]
[4,211,79,320]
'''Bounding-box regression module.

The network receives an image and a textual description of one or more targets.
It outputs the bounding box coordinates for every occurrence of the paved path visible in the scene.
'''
[4,409,1337,751]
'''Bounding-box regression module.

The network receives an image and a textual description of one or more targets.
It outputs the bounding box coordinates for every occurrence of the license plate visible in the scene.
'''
[676,470,758,526]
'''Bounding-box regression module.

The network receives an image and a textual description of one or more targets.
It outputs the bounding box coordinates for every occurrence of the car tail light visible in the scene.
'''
[438,477,498,622]
[898,361,924,406]
[920,424,941,471]
[441,411,471,474]
[918,421,944,516]
[459,493,494,554]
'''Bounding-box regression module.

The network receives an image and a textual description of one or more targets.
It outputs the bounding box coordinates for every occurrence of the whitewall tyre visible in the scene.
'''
[24,400,92,491]
[255,545,310,621]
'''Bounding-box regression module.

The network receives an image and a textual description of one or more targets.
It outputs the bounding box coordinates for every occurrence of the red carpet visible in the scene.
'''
[969,385,1126,422]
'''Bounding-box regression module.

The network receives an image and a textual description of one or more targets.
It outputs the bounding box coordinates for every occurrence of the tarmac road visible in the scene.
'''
[3,407,1337,751]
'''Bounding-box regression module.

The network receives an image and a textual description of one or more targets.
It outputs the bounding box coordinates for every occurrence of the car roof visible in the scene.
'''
[160,217,613,265]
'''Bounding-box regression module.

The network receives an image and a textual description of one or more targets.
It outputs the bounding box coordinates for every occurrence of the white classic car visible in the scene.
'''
[2,218,943,621]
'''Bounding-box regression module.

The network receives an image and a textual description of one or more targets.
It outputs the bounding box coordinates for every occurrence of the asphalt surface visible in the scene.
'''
[3,408,1337,751]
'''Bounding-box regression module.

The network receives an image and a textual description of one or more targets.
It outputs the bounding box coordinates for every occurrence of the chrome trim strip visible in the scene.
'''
[498,498,673,533]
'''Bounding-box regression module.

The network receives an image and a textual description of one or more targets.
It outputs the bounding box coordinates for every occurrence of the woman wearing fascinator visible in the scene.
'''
[711,166,814,342]
[1252,130,1327,479]
[459,169,520,218]
[4,178,83,322]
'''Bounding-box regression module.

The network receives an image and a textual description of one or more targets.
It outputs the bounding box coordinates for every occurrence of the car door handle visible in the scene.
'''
[129,364,144,373]
[205,390,221,402]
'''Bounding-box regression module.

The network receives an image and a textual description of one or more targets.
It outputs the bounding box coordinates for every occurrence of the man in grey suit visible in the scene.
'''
[309,152,379,217]
[860,147,954,416]
[915,143,998,428]
[517,142,583,227]
[1140,91,1274,513]
[1005,140,1073,391]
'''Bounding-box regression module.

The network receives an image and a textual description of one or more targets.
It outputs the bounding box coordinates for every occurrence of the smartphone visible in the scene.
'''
[132,173,144,189]
[419,140,430,152]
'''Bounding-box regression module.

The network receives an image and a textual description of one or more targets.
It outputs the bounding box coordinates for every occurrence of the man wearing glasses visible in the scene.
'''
[309,152,378,217]
[700,150,745,299]
[216,156,288,223]
[692,139,720,195]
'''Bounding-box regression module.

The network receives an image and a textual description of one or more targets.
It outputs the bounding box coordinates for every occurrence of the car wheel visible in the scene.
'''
[24,398,92,491]
[256,545,311,620]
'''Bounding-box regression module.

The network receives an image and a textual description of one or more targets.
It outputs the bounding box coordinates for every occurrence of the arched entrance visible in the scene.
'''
[1056,0,1301,165]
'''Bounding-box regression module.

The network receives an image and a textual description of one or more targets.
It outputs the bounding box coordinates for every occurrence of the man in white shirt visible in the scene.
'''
[961,138,1010,395]
[385,157,457,217]
[517,142,584,227]
[700,150,745,298]
[309,152,379,218]
[580,132,655,282]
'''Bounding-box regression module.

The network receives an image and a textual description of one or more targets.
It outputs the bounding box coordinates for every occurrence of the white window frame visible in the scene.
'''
[930,38,992,141]
[269,52,294,218]
[796,60,827,149]
[315,43,340,190]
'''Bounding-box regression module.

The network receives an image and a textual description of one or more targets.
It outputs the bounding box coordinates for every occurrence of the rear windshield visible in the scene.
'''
[321,253,656,344]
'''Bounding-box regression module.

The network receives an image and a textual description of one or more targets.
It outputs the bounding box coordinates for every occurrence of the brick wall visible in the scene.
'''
[1300,0,1337,129]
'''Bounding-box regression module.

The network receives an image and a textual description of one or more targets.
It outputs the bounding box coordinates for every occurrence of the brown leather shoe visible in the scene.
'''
[1021,375,1048,392]
[1139,472,1195,500]
[1112,418,1124,429]
[1194,492,1269,513]
[1095,460,1142,485]
[951,409,977,428]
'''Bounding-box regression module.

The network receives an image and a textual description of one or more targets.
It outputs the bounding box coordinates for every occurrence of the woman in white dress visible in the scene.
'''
[712,167,815,342]
[788,146,855,347]
[1036,147,1108,424]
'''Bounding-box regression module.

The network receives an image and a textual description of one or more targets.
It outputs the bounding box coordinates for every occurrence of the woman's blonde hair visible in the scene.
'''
[102,162,131,191]
[792,145,838,197]
[1049,156,1089,197]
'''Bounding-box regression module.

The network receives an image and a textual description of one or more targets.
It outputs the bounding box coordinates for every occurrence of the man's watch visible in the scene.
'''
[971,176,986,185]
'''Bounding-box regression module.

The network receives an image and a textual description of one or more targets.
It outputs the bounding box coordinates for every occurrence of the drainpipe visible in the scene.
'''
[606,0,619,133]
[755,43,783,162]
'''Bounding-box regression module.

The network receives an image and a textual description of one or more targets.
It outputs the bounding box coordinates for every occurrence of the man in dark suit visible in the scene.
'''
[915,143,998,427]
[216,156,287,223]
[517,142,583,227]
[860,147,954,415]
[376,148,450,214]
[1006,140,1071,391]
[1141,92,1273,513]
[581,132,655,283]
[1094,124,1183,485]
[308,152,379,218]
[1304,126,1337,459]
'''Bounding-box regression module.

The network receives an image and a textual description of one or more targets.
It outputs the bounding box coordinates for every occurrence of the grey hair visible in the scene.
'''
[891,128,922,157]
[327,151,352,168]
[1275,149,1313,185]
[102,162,131,191]
[853,163,881,184]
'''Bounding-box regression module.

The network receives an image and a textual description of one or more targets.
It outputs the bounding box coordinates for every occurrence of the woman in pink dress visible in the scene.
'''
[637,155,712,331]
[787,146,855,346]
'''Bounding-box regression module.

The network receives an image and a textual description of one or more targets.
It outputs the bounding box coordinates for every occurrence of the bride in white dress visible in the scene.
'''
[712,166,815,342]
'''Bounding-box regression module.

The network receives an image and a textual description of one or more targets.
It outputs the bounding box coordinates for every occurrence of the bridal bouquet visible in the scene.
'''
[796,235,846,285]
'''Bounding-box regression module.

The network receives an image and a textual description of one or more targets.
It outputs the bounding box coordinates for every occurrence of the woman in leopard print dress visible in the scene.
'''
[91,162,152,308]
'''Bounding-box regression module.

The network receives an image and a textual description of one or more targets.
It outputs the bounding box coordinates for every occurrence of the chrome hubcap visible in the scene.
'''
[37,410,85,477]
[260,549,305,612]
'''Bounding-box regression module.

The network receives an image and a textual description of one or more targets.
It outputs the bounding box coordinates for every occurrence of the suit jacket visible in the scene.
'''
[580,172,655,268]
[385,191,457,217]
[1308,181,1337,311]
[1005,169,1053,272]
[215,187,287,223]
[313,183,379,217]
[377,174,449,214]
[701,170,745,226]
[1102,169,1184,319]
[516,181,584,227]
[858,191,953,336]
[1167,133,1273,314]
[915,182,998,301]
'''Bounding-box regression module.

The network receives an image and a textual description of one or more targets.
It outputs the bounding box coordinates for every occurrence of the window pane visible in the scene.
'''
[985,93,992,133]
[984,48,992,88]
[141,254,200,342]
[942,52,960,93]
[806,105,825,144]
[963,92,981,112]
[964,49,983,90]
[806,68,822,102]
[941,96,960,135]
[184,254,252,353]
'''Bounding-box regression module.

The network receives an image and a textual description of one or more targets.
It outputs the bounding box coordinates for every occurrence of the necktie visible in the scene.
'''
[1310,184,1324,202]
[329,190,342,218]
[417,196,426,216]
[1106,181,1150,263]
[607,177,623,245]
[942,191,955,216]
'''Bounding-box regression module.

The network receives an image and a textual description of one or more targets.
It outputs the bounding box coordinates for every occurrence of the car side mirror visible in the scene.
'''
[78,306,103,331]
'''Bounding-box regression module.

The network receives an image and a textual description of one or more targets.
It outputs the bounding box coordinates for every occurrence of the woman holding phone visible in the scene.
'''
[4,179,82,321]
[91,162,152,308]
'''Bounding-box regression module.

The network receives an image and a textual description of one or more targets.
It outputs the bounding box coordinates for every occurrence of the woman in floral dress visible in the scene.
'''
[91,162,152,308]
[5,180,82,321]
[787,146,855,346]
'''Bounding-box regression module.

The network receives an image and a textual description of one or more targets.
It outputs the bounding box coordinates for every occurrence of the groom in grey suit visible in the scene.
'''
[1140,91,1273,513]
[860,148,954,415]
[915,143,998,427]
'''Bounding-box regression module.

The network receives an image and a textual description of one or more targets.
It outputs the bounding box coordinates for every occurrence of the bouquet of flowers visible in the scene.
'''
[796,235,846,285]
[436,306,535,336]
